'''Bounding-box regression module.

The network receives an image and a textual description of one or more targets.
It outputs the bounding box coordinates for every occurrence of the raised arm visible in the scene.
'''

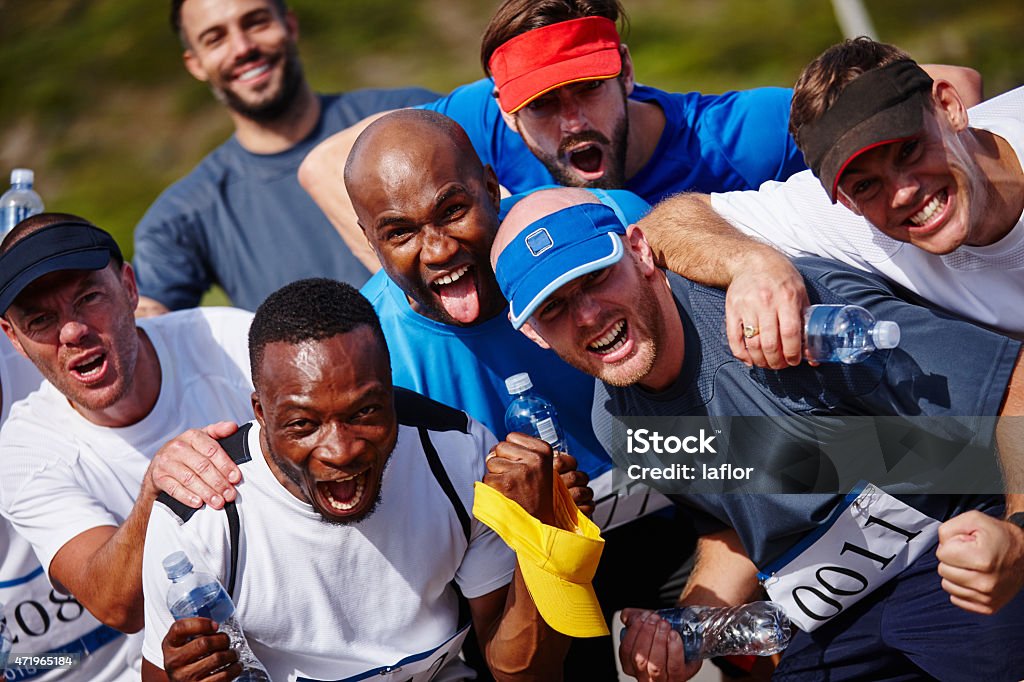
[637,194,809,369]
[937,352,1024,614]
[471,433,578,679]
[298,111,394,275]
[921,64,983,107]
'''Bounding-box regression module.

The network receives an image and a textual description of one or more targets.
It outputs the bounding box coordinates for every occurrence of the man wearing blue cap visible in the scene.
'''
[491,187,1024,681]
[0,214,255,637]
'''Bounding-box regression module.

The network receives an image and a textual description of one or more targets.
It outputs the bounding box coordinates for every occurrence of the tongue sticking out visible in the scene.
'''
[438,274,480,324]
[571,146,603,173]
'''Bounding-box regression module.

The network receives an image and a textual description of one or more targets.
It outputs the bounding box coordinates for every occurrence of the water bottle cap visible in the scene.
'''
[162,551,193,579]
[872,320,900,349]
[505,372,533,395]
[10,169,33,186]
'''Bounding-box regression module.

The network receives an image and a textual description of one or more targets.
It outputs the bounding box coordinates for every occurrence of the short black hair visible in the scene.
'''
[248,278,388,386]
[171,0,289,46]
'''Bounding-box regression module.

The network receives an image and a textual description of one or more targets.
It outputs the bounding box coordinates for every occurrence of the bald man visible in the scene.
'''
[344,109,696,677]
[490,187,1024,682]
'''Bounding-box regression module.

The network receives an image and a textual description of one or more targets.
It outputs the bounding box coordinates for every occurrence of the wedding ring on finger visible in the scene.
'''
[742,323,760,339]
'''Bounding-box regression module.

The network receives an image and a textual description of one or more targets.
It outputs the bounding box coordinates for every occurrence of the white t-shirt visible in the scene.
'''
[0,338,138,682]
[142,410,516,682]
[0,307,254,579]
[709,85,1024,337]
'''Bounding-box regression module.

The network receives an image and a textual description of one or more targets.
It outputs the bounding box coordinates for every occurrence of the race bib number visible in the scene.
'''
[296,623,470,682]
[760,484,939,632]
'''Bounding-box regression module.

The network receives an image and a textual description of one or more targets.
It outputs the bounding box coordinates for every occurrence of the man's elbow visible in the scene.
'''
[92,601,145,634]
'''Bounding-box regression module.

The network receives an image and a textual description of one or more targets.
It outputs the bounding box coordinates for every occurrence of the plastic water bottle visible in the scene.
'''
[804,304,900,364]
[163,552,270,682]
[504,372,567,453]
[625,602,791,661]
[0,169,44,236]
[0,606,11,672]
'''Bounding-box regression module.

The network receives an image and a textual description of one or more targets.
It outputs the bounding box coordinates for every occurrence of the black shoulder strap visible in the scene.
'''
[218,423,253,601]
[418,426,471,543]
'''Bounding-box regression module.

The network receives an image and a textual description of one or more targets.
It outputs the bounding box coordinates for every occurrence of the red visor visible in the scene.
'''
[488,17,622,114]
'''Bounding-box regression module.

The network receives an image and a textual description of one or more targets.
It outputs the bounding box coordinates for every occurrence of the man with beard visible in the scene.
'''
[345,109,692,680]
[140,278,590,681]
[131,0,436,314]
[0,214,256,635]
[491,188,1024,682]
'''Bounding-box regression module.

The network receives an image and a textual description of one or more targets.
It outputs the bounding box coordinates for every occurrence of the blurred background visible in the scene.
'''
[1,0,1021,299]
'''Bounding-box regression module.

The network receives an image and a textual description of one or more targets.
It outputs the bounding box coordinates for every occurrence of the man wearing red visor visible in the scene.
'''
[468,0,806,199]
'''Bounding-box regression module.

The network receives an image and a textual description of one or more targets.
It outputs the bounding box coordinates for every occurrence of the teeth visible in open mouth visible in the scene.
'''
[321,472,367,512]
[588,320,627,354]
[73,355,104,377]
[435,264,470,287]
[910,190,947,226]
[238,64,270,82]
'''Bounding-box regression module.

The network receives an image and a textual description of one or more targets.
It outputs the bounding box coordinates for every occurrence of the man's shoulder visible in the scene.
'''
[139,306,253,341]
[319,87,439,129]
[138,140,239,218]
[395,388,471,435]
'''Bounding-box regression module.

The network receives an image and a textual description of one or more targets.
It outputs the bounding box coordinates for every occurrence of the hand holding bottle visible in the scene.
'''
[161,617,243,682]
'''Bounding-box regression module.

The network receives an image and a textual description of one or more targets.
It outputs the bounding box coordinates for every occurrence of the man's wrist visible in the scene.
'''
[1005,511,1024,530]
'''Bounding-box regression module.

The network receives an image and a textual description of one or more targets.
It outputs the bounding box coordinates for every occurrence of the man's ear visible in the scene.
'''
[619,44,636,96]
[933,80,969,133]
[626,224,656,276]
[498,99,518,134]
[484,165,501,211]
[120,263,140,312]
[0,318,26,359]
[252,390,265,426]
[516,316,551,350]
[285,9,299,41]
[836,194,864,217]
[182,49,208,82]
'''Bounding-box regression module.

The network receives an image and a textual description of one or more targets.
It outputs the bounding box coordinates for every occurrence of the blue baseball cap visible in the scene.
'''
[496,201,628,329]
[0,220,122,314]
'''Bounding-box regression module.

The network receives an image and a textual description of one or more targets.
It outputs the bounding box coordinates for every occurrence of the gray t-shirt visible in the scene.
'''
[592,258,1019,567]
[133,88,436,311]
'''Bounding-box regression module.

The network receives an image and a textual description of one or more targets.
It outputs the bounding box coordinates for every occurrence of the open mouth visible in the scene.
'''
[431,264,480,324]
[906,189,949,231]
[587,319,628,355]
[69,351,108,384]
[317,469,369,515]
[568,143,605,178]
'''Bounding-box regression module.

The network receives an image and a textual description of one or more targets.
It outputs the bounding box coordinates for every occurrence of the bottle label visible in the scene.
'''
[759,483,939,632]
[535,418,558,447]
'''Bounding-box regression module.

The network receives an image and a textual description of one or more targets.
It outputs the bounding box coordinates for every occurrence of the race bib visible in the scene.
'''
[296,623,470,682]
[759,484,940,632]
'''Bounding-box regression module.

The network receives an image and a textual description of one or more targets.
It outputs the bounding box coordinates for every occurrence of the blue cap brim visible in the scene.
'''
[496,202,630,329]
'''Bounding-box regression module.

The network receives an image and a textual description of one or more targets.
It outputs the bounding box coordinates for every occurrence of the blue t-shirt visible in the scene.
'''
[592,258,1020,568]
[362,272,611,479]
[134,88,436,312]
[361,189,651,479]
[421,78,807,203]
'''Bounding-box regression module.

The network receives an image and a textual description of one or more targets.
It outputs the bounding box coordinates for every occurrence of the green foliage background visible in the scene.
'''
[1,0,1021,275]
